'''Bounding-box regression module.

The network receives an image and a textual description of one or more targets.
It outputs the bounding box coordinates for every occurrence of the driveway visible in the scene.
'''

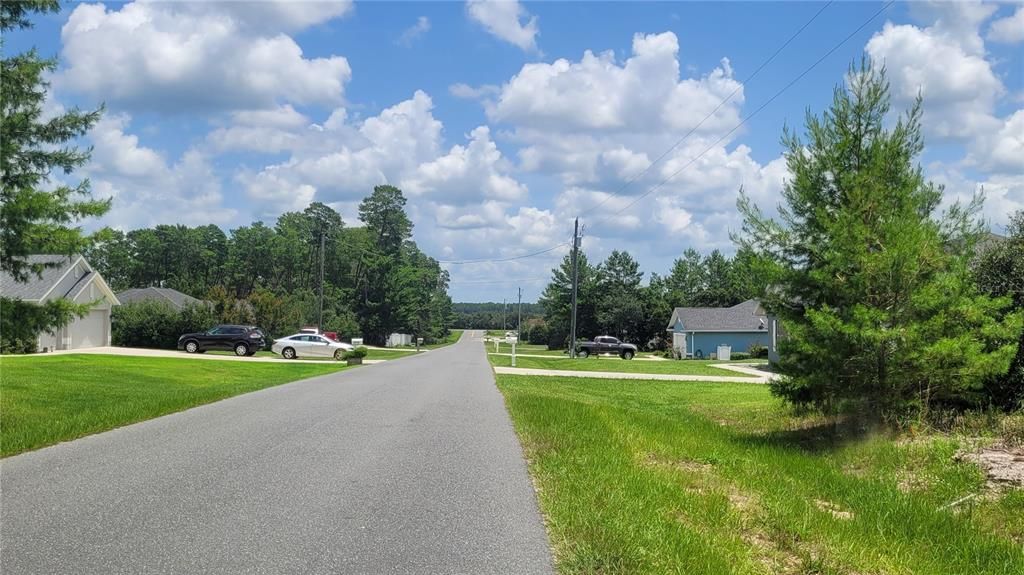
[1,330,553,574]
[493,364,775,383]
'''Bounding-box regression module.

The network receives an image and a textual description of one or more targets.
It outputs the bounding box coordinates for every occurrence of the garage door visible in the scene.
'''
[71,310,107,349]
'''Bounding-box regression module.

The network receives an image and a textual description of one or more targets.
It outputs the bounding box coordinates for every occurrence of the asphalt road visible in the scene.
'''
[1,331,553,574]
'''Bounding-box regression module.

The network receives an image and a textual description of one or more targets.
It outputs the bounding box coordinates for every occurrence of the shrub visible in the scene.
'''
[112,301,217,349]
[343,346,368,360]
[731,352,751,360]
[748,344,768,358]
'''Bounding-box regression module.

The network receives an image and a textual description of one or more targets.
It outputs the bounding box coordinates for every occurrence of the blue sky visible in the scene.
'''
[10,1,1024,301]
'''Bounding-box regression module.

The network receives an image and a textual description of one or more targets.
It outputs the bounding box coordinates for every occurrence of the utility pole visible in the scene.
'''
[517,286,522,339]
[569,217,580,359]
[317,231,326,330]
[502,298,507,332]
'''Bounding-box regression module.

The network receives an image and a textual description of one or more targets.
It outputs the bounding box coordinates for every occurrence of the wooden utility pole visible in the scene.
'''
[517,286,522,339]
[502,298,507,331]
[317,231,326,330]
[569,218,580,359]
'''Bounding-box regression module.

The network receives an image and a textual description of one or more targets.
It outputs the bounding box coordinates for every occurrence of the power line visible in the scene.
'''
[432,1,839,268]
[448,277,548,285]
[577,0,835,219]
[587,0,895,230]
[436,242,570,265]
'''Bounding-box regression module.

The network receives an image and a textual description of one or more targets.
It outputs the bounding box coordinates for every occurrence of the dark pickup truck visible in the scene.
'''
[576,336,637,359]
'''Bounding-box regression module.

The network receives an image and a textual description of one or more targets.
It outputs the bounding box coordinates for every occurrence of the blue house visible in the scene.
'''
[665,299,770,359]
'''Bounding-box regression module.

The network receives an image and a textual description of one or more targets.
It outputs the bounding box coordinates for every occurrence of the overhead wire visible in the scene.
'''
[435,0,843,267]
[585,0,896,230]
[576,0,835,219]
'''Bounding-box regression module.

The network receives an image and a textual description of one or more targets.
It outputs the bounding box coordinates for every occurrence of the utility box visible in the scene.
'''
[717,345,732,361]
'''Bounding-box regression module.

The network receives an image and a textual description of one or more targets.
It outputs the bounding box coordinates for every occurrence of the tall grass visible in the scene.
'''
[497,375,1024,574]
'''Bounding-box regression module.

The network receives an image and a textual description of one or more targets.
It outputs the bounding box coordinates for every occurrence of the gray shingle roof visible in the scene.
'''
[666,299,768,332]
[116,287,202,311]
[0,255,80,301]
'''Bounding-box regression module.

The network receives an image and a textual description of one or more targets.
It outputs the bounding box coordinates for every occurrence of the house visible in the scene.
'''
[0,255,120,351]
[117,286,202,311]
[665,299,770,359]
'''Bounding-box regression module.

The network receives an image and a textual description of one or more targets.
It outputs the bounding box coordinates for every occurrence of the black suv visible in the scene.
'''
[178,325,266,356]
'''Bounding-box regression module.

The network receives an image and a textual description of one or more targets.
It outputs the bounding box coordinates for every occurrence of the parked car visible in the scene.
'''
[178,325,266,356]
[272,333,354,360]
[298,327,339,341]
[576,336,637,359]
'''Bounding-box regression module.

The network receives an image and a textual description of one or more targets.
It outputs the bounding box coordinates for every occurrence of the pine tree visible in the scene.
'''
[1,1,109,278]
[1,1,110,352]
[736,61,1020,417]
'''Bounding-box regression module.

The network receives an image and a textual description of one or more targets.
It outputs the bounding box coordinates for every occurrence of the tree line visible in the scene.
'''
[86,188,453,346]
[451,302,544,331]
[536,246,772,349]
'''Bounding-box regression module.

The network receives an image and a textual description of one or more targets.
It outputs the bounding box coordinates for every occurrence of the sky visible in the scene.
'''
[9,0,1024,302]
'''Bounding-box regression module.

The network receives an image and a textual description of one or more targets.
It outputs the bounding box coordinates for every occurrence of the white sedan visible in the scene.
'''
[272,333,354,360]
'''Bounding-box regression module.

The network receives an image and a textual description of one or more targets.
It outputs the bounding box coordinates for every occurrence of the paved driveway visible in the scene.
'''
[29,346,386,364]
[1,331,553,574]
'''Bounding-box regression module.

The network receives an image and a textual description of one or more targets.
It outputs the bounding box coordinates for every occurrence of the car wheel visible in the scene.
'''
[578,349,589,358]
[234,343,249,357]
[622,350,635,360]
[184,340,199,353]
[282,347,296,360]
[334,349,345,361]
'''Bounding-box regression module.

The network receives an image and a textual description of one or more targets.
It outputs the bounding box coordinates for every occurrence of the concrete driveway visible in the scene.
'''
[30,346,386,365]
[1,330,552,574]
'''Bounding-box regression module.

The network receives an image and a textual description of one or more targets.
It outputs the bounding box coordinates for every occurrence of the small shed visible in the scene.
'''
[665,299,769,359]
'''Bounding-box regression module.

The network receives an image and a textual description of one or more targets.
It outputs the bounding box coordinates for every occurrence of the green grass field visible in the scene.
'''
[489,354,763,377]
[0,355,351,457]
[496,375,1024,574]
[487,341,568,356]
[422,329,464,349]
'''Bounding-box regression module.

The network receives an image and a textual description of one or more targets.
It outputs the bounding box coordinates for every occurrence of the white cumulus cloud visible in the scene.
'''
[466,0,540,52]
[59,1,352,113]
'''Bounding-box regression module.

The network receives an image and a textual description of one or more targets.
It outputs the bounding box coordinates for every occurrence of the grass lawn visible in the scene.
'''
[497,375,1024,574]
[422,329,464,349]
[488,342,568,356]
[489,354,763,377]
[0,355,352,457]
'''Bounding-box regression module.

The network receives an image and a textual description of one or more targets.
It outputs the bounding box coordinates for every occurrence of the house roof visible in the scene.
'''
[666,299,768,332]
[0,254,120,305]
[0,255,82,301]
[117,287,202,310]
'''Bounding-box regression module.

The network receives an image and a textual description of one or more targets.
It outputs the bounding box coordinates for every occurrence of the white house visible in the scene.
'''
[0,255,120,351]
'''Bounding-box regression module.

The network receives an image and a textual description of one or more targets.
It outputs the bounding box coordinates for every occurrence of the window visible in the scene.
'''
[208,327,224,335]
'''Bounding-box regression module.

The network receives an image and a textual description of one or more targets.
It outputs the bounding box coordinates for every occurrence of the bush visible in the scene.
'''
[748,344,768,358]
[731,352,751,360]
[112,301,217,349]
[343,346,368,360]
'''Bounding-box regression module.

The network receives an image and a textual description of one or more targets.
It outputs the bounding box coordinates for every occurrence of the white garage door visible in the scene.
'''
[71,310,107,349]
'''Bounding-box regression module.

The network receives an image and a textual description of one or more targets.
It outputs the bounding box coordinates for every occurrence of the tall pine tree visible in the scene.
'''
[736,61,1019,417]
[1,1,110,352]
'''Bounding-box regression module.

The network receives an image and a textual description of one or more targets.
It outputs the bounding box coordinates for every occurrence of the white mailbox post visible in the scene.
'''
[506,335,518,367]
